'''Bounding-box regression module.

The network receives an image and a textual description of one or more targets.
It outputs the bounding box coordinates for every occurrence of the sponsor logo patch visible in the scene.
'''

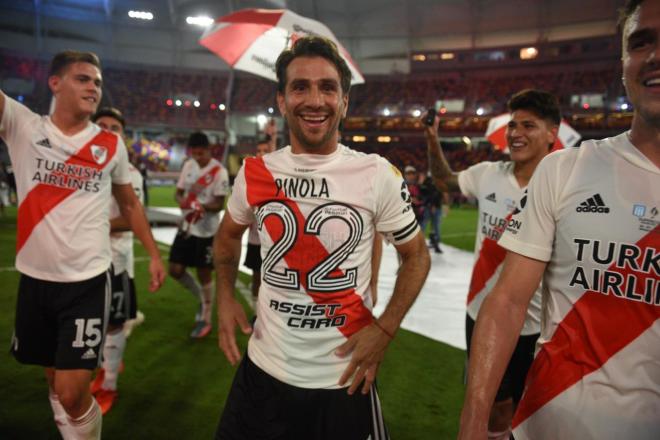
[576,194,610,214]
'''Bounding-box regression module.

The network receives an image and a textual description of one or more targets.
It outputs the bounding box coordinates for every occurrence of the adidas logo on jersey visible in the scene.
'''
[81,348,97,360]
[576,194,610,213]
[485,192,497,202]
[36,138,52,148]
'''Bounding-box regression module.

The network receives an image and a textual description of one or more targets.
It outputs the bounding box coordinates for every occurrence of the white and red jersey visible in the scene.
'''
[109,164,144,277]
[0,96,130,282]
[458,161,542,335]
[499,132,660,440]
[227,144,419,389]
[177,157,229,238]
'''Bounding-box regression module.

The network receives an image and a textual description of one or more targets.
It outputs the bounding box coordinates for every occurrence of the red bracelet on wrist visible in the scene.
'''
[372,319,395,340]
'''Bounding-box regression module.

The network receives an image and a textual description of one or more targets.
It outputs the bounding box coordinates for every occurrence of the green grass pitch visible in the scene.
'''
[0,186,478,439]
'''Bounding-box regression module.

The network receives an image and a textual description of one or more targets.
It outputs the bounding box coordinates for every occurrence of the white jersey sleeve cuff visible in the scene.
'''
[498,234,552,262]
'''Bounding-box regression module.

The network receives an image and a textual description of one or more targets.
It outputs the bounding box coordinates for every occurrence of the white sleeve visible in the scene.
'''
[212,166,230,197]
[498,155,560,262]
[0,95,40,155]
[457,161,490,198]
[373,157,419,245]
[111,137,130,185]
[176,160,189,190]
[131,168,145,205]
[226,164,254,226]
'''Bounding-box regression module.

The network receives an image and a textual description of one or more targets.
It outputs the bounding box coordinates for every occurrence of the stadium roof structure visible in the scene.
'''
[0,0,626,74]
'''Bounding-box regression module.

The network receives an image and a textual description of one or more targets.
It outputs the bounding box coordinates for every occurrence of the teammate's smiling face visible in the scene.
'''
[277,56,348,155]
[505,109,557,165]
[49,62,102,119]
[622,0,660,127]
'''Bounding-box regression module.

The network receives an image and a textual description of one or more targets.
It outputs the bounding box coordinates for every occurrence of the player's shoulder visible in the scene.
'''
[464,160,507,176]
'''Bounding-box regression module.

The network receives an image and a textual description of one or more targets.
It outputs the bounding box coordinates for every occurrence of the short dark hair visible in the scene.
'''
[618,0,644,30]
[49,50,101,77]
[275,36,352,95]
[188,131,209,148]
[508,89,561,126]
[91,107,125,128]
[257,134,271,145]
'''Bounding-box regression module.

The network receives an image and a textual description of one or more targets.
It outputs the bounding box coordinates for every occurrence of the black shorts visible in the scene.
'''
[465,314,539,404]
[169,232,214,268]
[109,270,137,326]
[11,270,111,370]
[243,243,262,271]
[215,355,389,440]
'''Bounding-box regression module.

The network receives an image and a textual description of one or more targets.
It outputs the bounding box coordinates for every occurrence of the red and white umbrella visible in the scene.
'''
[485,113,581,151]
[200,8,365,85]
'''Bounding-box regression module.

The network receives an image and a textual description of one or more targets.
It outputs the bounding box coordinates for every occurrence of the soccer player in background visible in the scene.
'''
[425,89,560,440]
[0,51,164,439]
[89,107,144,414]
[212,36,430,439]
[243,135,273,303]
[169,132,229,338]
[459,1,659,438]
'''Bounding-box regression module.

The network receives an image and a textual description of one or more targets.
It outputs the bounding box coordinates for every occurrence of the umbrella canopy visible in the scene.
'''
[200,8,365,85]
[485,113,582,151]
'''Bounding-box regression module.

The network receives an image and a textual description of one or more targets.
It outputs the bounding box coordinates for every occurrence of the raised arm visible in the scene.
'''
[213,212,252,366]
[423,111,460,192]
[112,183,165,291]
[337,230,430,394]
[458,251,546,440]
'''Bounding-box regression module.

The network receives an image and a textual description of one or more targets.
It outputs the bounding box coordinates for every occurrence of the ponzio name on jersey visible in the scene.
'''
[269,299,346,329]
[274,177,330,199]
[568,238,660,305]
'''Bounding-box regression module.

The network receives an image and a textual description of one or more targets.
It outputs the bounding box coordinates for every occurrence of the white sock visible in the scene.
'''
[101,330,126,391]
[487,428,512,440]
[201,282,213,323]
[49,390,74,438]
[67,399,102,440]
[175,272,202,319]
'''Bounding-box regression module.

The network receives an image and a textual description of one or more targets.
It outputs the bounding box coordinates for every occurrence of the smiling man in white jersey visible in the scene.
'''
[426,89,560,440]
[89,107,144,415]
[458,1,660,439]
[213,36,430,439]
[0,51,165,440]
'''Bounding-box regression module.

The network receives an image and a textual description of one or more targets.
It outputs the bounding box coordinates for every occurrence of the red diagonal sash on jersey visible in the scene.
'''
[17,131,118,253]
[182,164,221,223]
[244,157,372,337]
[182,165,221,206]
[466,212,514,305]
[512,225,660,428]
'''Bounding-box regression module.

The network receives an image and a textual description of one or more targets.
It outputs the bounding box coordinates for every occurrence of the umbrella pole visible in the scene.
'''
[221,70,235,166]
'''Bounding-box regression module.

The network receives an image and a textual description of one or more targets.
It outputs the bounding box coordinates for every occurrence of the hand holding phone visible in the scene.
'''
[424,108,436,126]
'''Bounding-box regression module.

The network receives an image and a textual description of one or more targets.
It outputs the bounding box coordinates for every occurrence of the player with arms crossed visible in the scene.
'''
[426,89,560,440]
[459,1,660,439]
[89,107,144,414]
[169,132,229,338]
[213,36,430,439]
[0,51,164,439]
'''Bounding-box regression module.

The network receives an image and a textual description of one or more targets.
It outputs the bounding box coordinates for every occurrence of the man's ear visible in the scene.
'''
[48,75,61,96]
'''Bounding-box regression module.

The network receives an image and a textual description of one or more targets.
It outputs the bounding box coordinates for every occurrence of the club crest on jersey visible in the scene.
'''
[90,145,108,165]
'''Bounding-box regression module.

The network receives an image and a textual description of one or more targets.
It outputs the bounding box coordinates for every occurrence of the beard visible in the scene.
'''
[286,111,342,151]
